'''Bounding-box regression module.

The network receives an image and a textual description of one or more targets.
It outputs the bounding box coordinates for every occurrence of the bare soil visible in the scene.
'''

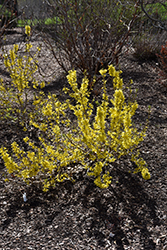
[0,28,167,250]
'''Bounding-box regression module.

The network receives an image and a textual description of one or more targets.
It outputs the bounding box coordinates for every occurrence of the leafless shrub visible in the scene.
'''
[32,0,140,85]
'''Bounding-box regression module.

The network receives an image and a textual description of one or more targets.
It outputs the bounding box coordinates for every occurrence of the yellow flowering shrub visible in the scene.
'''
[0,26,44,127]
[0,59,151,191]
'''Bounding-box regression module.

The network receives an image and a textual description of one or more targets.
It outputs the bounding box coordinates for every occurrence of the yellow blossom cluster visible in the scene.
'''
[3,43,39,91]
[25,25,31,36]
[0,61,150,191]
[0,29,44,127]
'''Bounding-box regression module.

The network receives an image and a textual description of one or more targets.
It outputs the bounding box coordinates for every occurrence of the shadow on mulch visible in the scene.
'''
[0,68,10,78]
[1,169,159,250]
[82,172,158,250]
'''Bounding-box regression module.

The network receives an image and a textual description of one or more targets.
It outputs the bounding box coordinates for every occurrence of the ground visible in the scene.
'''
[0,28,167,250]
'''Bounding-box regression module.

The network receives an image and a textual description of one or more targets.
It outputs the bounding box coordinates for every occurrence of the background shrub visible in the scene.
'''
[157,41,167,86]
[14,1,167,87]
[32,0,140,84]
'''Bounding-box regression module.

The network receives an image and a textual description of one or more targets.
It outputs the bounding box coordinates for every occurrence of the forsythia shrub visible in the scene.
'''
[0,26,44,128]
[0,52,151,191]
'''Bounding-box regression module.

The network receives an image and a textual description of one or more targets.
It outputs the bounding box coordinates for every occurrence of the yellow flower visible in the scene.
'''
[23,137,29,143]
[141,168,151,180]
[10,49,16,63]
[40,81,45,89]
[42,103,53,116]
[14,44,19,53]
[99,69,107,77]
[26,43,32,52]
[112,89,125,110]
[25,25,31,36]
[27,151,35,161]
[21,169,30,179]
[94,173,112,189]
[108,65,116,77]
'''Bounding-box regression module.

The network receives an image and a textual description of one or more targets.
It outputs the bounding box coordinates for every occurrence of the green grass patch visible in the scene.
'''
[17,16,59,28]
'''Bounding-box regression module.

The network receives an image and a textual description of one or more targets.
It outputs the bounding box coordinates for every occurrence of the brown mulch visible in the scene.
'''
[0,28,167,250]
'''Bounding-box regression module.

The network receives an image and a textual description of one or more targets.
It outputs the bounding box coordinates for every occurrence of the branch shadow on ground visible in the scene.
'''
[0,167,160,250]
[80,170,159,250]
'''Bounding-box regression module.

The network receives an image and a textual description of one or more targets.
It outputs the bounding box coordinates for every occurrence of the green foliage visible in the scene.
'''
[145,1,167,21]
[17,18,39,27]
[0,2,17,18]
[44,17,57,25]
[0,38,150,191]
[0,4,11,16]
[17,17,59,28]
